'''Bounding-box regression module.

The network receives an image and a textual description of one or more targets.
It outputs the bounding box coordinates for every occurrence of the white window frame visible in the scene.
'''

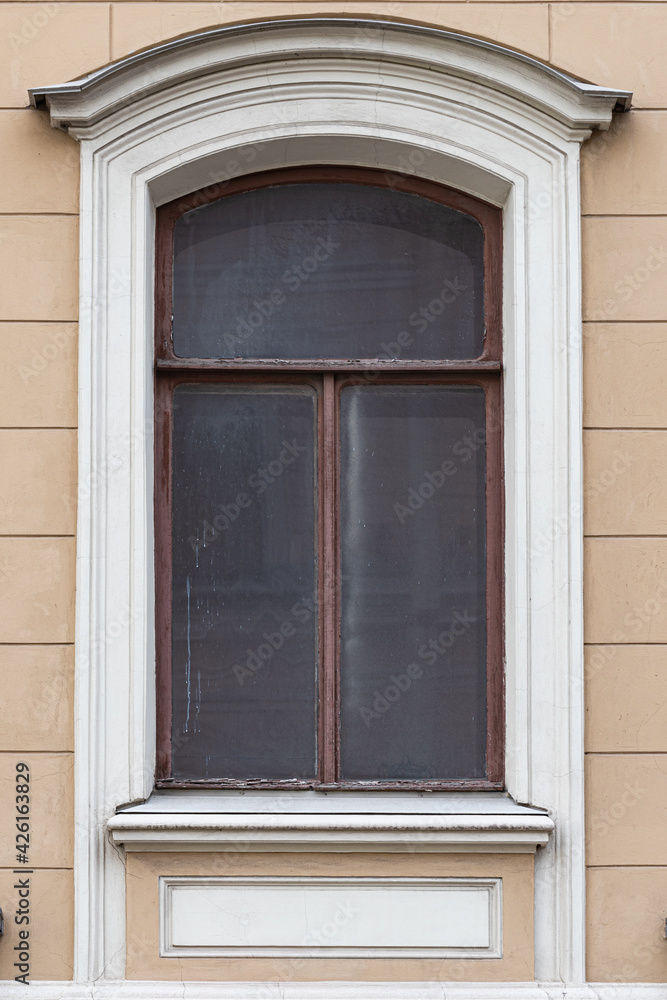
[29,18,630,994]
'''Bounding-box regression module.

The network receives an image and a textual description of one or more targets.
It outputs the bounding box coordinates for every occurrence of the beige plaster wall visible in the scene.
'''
[1,0,666,985]
[582,90,667,982]
[0,27,78,973]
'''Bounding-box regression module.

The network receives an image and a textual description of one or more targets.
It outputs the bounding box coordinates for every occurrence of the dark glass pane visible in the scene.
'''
[172,183,484,360]
[170,385,318,780]
[339,385,487,780]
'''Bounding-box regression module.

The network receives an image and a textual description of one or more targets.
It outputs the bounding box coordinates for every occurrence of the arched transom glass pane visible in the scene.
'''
[172,182,485,360]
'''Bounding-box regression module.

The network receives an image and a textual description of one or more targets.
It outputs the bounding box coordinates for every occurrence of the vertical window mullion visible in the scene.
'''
[155,373,174,781]
[484,373,504,783]
[320,372,338,782]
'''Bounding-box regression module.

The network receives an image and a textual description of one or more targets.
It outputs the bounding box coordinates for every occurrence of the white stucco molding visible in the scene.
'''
[29,18,630,132]
[108,791,554,852]
[2,984,666,1000]
[29,15,631,993]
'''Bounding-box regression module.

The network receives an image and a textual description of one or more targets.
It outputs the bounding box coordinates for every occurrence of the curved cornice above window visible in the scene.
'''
[30,18,631,136]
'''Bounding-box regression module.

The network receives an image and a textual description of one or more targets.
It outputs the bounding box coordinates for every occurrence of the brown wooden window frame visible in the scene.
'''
[154,165,504,791]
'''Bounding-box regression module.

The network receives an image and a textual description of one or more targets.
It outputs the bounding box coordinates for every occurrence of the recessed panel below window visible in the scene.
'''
[159,876,502,958]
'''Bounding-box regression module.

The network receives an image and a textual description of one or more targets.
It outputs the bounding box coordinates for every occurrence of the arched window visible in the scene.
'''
[31,19,629,984]
[155,167,503,788]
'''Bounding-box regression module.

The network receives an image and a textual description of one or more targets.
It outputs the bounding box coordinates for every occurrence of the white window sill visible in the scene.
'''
[108,790,553,853]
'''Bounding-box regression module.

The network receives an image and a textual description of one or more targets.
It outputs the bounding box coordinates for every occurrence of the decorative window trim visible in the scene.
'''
[30,17,630,990]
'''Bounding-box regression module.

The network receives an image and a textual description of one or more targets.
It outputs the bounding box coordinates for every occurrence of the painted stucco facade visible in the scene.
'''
[0,2,666,990]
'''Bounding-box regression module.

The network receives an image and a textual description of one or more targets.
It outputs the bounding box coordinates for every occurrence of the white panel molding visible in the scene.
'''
[27,17,632,993]
[159,876,502,958]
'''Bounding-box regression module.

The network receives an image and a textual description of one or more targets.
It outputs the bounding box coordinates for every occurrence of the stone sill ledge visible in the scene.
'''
[109,791,553,853]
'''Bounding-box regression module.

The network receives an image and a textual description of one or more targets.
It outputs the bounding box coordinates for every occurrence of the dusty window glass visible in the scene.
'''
[339,385,487,780]
[170,385,318,780]
[172,183,484,361]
